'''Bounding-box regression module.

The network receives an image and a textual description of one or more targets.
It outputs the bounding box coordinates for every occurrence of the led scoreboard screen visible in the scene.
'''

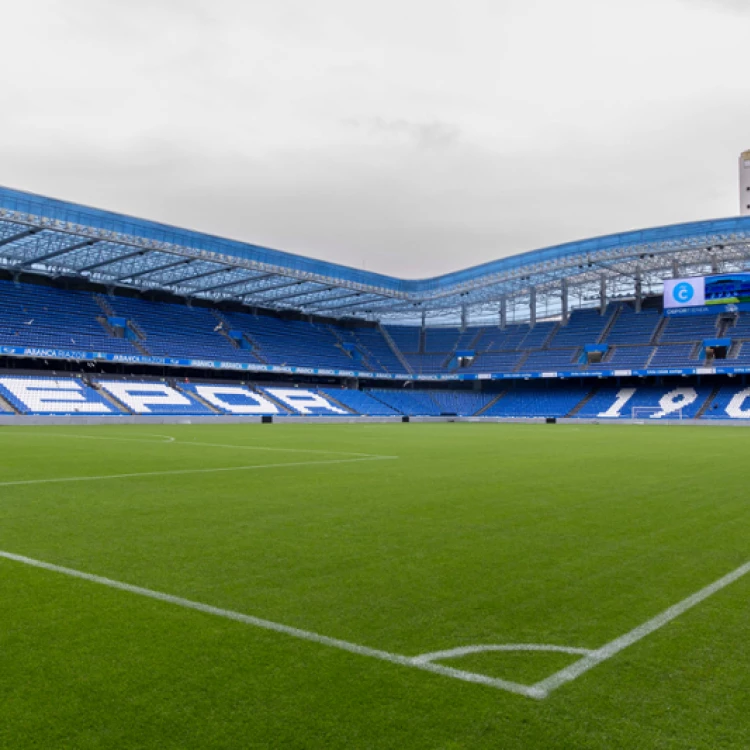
[664,273,750,316]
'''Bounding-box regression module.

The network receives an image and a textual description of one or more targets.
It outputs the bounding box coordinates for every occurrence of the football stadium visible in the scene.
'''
[2,181,750,748]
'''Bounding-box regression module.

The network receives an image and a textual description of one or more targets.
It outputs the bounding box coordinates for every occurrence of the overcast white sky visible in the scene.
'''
[0,0,748,278]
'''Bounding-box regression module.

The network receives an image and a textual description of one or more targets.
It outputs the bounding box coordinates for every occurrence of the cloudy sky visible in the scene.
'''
[0,0,748,278]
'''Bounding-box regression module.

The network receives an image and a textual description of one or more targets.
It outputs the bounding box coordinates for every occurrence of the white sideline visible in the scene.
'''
[0,456,395,488]
[1,431,389,458]
[0,550,541,699]
[2,550,748,700]
[532,558,750,696]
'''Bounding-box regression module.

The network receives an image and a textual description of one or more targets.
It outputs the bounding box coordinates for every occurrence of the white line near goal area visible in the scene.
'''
[2,549,748,700]
[0,455,396,488]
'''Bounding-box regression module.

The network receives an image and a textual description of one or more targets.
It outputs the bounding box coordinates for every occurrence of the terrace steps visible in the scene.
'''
[565,388,597,417]
[379,323,413,375]
[316,389,356,414]
[92,383,134,414]
[650,316,669,345]
[94,294,116,317]
[0,391,20,414]
[696,385,722,418]
[475,392,505,415]
[175,383,221,413]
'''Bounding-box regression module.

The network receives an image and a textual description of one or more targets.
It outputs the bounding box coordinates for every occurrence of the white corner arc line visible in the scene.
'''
[532,559,750,697]
[0,456,395,488]
[0,550,542,700]
[413,643,595,664]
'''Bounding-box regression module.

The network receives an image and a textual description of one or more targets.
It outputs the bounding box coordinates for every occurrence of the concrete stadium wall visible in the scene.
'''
[0,415,748,427]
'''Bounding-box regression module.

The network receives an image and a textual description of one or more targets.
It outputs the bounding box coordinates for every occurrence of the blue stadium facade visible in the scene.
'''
[3,184,750,419]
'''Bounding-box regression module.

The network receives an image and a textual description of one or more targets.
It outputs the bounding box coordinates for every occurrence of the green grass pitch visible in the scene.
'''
[1,422,749,749]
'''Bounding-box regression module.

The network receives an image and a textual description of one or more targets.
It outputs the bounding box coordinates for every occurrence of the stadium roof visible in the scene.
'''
[2,185,750,325]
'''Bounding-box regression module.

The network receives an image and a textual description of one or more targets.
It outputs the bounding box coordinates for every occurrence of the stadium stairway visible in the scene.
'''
[91,382,134,414]
[314,389,357,414]
[695,385,722,419]
[253,388,294,414]
[0,391,20,414]
[378,324,413,374]
[475,392,505,415]
[565,388,597,417]
[174,382,222,413]
[94,293,116,318]
[597,306,620,342]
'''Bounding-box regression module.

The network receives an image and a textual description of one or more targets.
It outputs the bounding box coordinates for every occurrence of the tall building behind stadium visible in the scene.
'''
[3,161,750,423]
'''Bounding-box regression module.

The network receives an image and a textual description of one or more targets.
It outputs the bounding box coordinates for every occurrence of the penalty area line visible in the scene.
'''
[0,549,541,699]
[0,456,396,488]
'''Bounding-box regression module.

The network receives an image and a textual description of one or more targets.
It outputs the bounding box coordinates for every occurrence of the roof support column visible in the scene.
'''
[600,274,607,315]
[421,311,426,331]
[561,279,569,325]
[635,267,642,313]
[711,254,720,274]
[499,297,507,329]
[529,287,537,327]
[460,304,468,331]
[672,260,680,279]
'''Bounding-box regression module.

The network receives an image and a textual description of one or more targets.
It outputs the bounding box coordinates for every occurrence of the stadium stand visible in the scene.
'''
[256,387,351,415]
[0,376,116,415]
[427,390,495,416]
[7,279,750,380]
[547,308,610,348]
[318,388,401,416]
[367,389,444,416]
[701,386,750,419]
[178,383,282,415]
[0,280,139,355]
[483,386,591,418]
[577,385,713,420]
[603,304,661,345]
[95,380,213,415]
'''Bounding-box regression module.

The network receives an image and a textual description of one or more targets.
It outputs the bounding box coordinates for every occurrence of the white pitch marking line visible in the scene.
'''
[0,456,395,488]
[0,550,542,700]
[413,643,595,664]
[1,431,391,459]
[0,432,177,444]
[168,439,394,459]
[532,558,750,697]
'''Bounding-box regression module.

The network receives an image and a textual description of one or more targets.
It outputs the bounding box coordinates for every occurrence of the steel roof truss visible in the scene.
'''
[194,272,274,294]
[162,266,227,288]
[19,239,99,268]
[116,257,191,282]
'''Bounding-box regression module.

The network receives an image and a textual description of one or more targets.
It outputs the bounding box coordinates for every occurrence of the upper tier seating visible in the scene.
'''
[0,280,138,355]
[658,315,719,343]
[105,295,248,363]
[587,345,654,370]
[603,305,660,345]
[547,308,610,348]
[6,279,750,379]
[648,344,701,368]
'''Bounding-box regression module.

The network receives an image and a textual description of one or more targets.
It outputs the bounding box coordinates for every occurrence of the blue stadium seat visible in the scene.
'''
[0,376,121,415]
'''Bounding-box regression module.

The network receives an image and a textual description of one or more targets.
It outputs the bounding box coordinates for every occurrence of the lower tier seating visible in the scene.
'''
[2,376,750,420]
